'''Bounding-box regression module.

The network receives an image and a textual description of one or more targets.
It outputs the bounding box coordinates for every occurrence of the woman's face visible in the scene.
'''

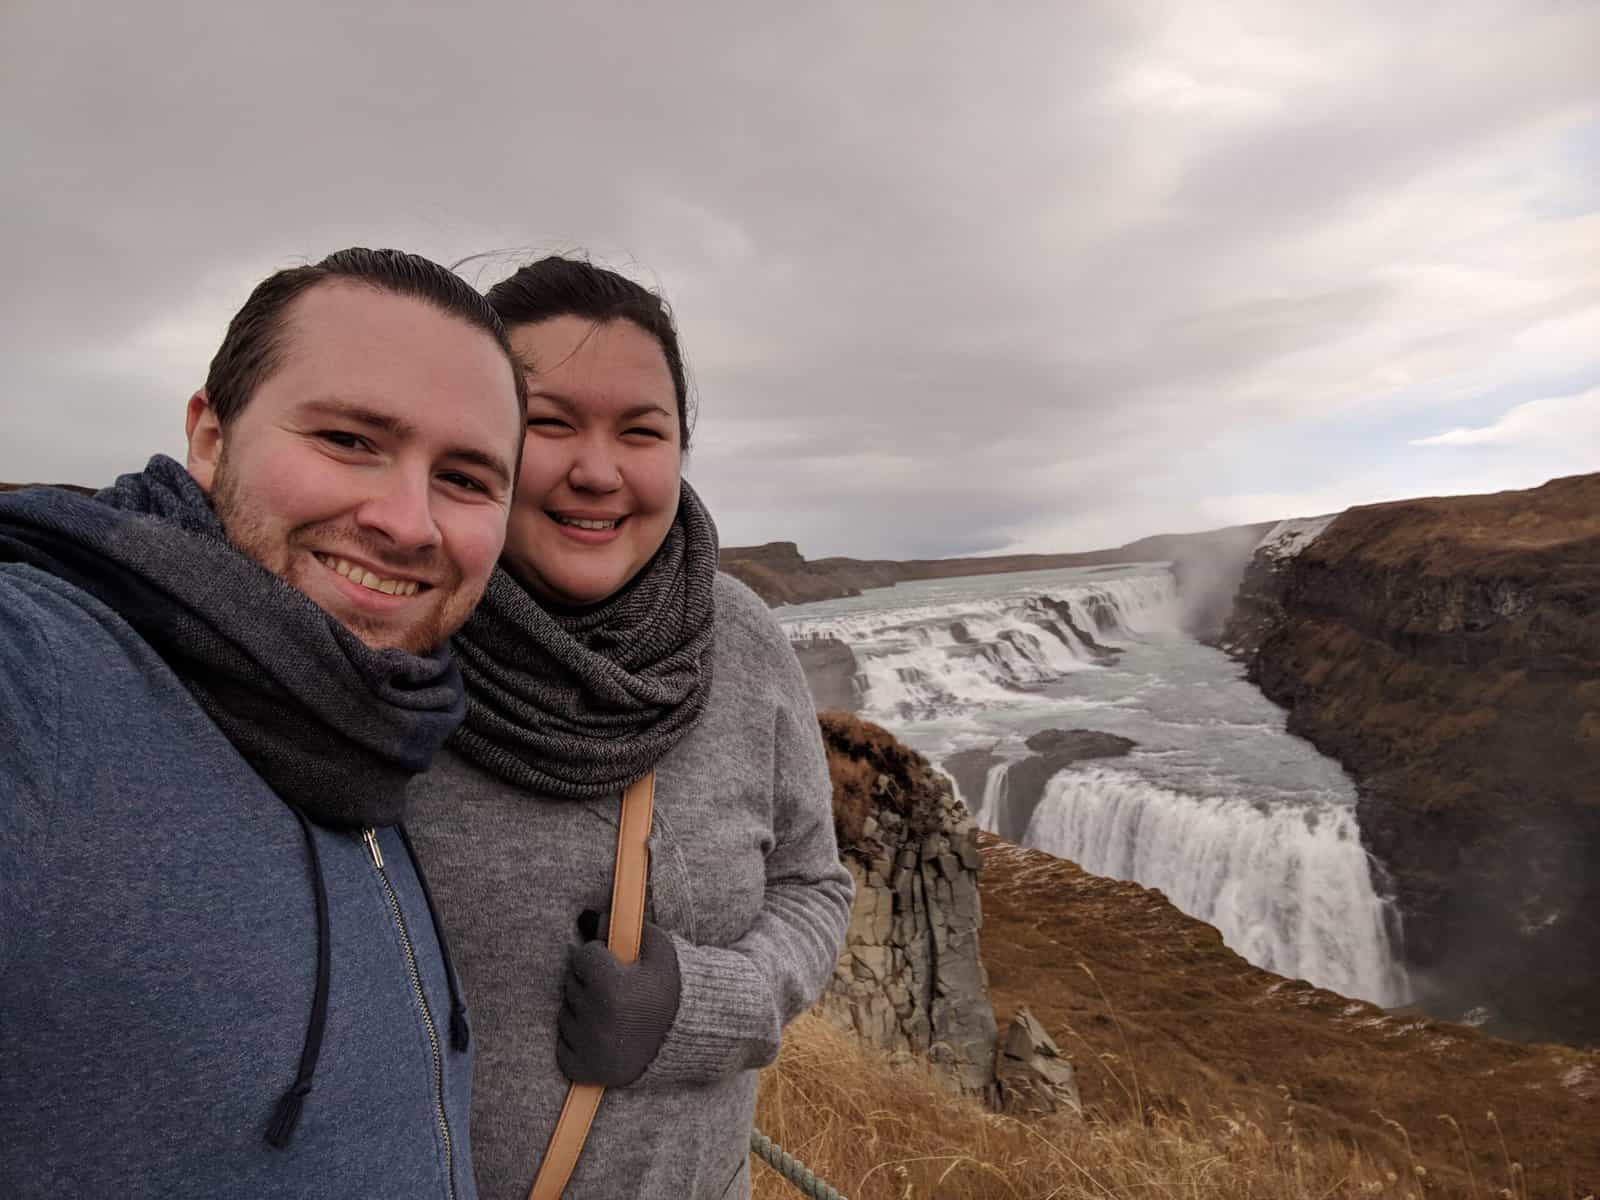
[503,316,683,608]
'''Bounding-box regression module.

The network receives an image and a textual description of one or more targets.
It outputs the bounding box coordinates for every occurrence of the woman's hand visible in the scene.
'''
[556,912,682,1087]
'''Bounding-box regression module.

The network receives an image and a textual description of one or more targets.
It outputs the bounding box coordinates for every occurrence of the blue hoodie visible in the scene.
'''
[0,563,477,1199]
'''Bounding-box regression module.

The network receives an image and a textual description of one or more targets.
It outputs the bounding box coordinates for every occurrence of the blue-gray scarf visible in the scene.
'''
[0,455,464,829]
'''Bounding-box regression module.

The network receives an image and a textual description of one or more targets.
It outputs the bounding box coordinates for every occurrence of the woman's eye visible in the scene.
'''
[624,427,666,440]
[527,417,570,431]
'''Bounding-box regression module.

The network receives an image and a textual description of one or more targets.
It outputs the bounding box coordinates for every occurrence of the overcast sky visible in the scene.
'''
[4,1,1596,558]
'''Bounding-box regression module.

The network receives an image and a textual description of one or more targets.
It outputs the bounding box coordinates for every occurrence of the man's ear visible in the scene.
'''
[185,390,223,493]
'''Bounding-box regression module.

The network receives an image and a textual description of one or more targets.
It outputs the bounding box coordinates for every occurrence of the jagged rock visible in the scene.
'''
[994,1007,1081,1117]
[819,712,1000,1101]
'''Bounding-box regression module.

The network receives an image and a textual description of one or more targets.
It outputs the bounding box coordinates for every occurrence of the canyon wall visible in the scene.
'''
[1221,474,1600,1044]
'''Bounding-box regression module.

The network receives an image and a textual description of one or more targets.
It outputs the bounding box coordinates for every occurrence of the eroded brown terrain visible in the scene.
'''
[978,833,1600,1198]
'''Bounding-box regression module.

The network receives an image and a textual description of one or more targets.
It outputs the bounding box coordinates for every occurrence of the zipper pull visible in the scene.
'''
[362,828,385,870]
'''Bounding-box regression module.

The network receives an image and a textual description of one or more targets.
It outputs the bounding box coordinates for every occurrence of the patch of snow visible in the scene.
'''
[1254,514,1337,560]
[1461,1006,1493,1027]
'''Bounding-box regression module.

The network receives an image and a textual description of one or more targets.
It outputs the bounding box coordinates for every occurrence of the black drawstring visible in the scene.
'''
[397,824,471,1052]
[266,805,331,1149]
[264,817,470,1151]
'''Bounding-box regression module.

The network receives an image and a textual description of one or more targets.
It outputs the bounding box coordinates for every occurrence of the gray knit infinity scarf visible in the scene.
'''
[449,479,718,799]
[0,456,467,829]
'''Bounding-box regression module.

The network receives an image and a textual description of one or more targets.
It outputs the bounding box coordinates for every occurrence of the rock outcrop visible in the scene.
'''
[817,711,999,1099]
[943,728,1137,844]
[789,635,861,712]
[993,1007,1081,1117]
[1220,474,1600,1045]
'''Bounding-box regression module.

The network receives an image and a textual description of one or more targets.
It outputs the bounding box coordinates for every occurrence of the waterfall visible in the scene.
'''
[1022,765,1409,1006]
[783,572,1180,718]
[974,760,1010,830]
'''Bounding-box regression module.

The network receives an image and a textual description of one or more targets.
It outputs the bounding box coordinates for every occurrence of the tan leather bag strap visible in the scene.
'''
[527,770,656,1200]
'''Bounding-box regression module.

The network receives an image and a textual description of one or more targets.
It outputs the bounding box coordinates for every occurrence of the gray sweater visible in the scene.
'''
[408,573,853,1200]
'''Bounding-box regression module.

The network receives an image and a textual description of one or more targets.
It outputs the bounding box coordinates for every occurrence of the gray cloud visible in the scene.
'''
[4,0,1596,557]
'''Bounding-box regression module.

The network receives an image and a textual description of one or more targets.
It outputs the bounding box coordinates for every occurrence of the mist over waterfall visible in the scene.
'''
[781,564,1411,1008]
[1024,766,1408,1004]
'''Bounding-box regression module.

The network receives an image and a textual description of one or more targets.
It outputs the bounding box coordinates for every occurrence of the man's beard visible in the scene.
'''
[210,455,464,655]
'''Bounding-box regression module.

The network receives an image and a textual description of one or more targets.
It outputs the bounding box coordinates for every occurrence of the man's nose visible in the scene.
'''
[355,466,442,551]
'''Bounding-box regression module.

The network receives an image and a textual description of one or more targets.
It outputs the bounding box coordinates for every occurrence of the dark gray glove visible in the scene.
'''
[556,909,682,1087]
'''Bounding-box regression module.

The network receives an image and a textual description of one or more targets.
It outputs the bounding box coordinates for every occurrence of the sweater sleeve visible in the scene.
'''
[0,570,64,970]
[637,644,854,1087]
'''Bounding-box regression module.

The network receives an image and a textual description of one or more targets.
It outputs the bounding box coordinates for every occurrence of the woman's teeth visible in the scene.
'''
[315,554,422,596]
[552,515,620,530]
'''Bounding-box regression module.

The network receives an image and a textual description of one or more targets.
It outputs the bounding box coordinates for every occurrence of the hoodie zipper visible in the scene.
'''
[364,828,457,1200]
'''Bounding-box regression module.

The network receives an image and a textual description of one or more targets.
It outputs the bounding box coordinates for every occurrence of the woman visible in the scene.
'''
[407,256,853,1200]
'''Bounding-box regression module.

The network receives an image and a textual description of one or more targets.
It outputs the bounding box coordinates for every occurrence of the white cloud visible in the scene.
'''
[1412,386,1600,448]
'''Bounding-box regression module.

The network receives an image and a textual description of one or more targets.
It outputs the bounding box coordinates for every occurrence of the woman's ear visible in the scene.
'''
[185,390,223,493]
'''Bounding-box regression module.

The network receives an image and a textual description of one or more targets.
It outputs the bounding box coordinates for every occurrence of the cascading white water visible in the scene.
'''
[784,572,1180,719]
[780,563,1410,1008]
[1023,765,1408,1004]
[974,760,1010,831]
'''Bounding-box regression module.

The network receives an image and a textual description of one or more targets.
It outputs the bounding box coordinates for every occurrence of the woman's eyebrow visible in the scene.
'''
[526,391,671,421]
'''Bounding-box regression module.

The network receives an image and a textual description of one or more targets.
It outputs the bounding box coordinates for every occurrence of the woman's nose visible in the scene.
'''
[567,443,622,493]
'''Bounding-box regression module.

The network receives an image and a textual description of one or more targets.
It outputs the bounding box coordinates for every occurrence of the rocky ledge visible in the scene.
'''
[1221,473,1600,1045]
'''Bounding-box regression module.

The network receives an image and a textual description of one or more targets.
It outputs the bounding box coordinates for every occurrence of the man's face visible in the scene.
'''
[187,281,523,653]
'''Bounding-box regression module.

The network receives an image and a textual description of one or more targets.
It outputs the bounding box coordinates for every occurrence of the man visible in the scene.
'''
[0,248,526,1198]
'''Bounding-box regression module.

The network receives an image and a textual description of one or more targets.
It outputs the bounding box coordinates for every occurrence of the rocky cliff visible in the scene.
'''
[1220,474,1600,1045]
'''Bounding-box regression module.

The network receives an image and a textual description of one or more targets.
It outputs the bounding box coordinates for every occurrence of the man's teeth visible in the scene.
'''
[315,554,422,597]
[553,515,620,530]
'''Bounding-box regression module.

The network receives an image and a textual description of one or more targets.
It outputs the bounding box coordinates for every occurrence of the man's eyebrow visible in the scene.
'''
[299,397,418,439]
[443,445,513,490]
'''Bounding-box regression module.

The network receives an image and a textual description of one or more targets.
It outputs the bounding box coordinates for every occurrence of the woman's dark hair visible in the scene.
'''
[205,247,527,425]
[484,256,694,450]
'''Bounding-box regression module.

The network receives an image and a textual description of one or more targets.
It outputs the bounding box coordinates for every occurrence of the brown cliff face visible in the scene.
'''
[1227,474,1600,1045]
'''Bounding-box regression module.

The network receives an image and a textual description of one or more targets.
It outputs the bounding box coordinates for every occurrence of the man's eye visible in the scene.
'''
[318,430,371,451]
[440,472,488,494]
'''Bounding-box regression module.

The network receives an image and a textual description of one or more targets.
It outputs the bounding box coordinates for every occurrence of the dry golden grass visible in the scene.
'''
[751,1014,1534,1200]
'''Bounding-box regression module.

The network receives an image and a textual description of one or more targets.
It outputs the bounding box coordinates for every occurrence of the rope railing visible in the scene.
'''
[750,1128,849,1200]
